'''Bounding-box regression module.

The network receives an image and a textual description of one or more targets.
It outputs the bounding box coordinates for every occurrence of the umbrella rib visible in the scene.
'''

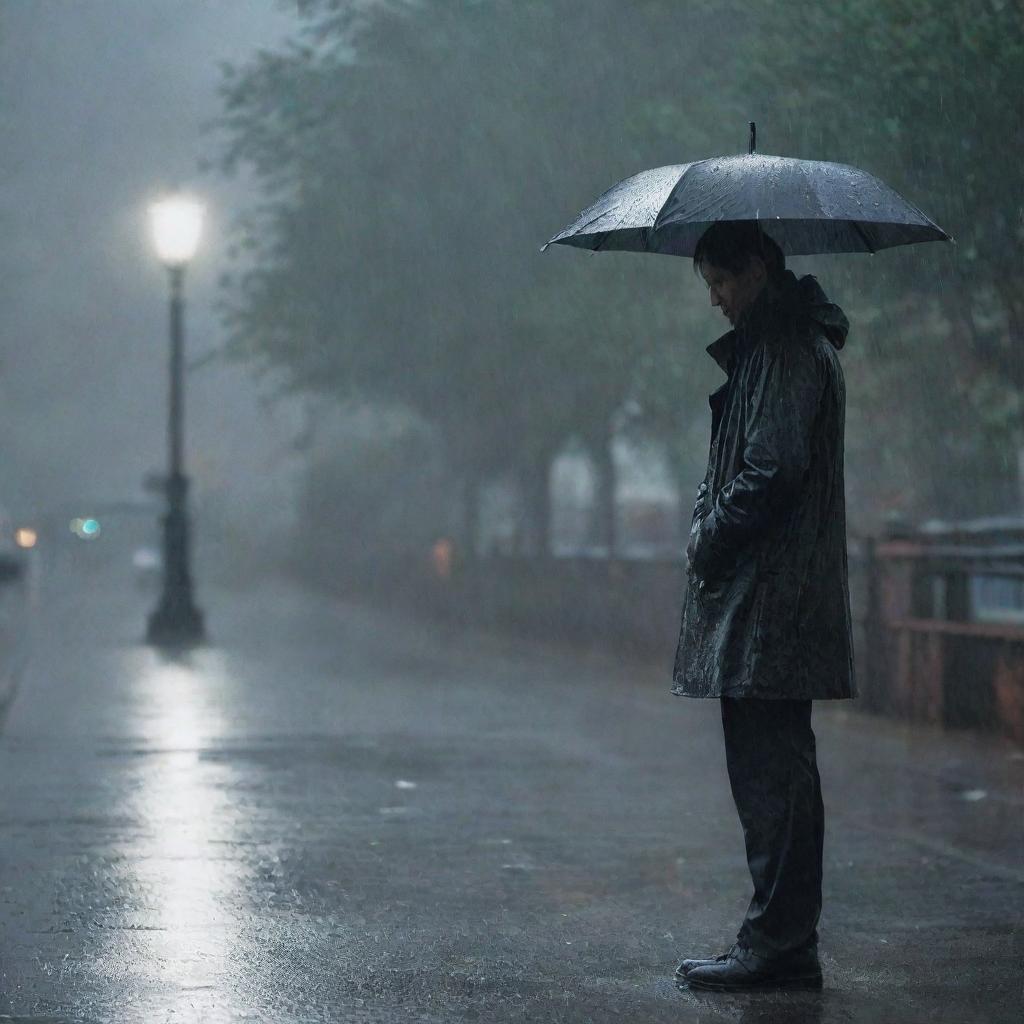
[653,161,695,233]
[852,221,877,254]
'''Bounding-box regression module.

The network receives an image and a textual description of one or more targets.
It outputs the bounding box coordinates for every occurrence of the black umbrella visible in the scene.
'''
[543,123,952,256]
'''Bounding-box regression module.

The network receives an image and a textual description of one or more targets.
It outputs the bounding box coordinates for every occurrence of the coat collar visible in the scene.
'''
[705,330,737,376]
[704,270,802,376]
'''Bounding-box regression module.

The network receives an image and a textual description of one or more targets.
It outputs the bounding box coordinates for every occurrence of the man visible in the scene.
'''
[671,220,857,991]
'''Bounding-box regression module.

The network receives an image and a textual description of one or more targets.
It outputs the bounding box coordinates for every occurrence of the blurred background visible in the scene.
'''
[0,0,1021,694]
[0,4,1022,1021]
[4,0,1019,688]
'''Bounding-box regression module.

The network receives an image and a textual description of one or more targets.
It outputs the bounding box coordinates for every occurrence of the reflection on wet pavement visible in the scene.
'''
[92,651,242,1015]
[0,569,1020,1023]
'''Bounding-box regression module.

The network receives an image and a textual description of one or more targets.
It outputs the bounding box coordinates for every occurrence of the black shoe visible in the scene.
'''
[675,939,818,980]
[674,944,738,980]
[683,942,822,991]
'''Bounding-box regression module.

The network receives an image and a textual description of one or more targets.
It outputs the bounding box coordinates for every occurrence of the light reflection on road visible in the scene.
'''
[97,648,244,1016]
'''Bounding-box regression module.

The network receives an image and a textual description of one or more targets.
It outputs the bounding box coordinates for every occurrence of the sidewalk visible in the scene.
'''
[0,569,1020,1023]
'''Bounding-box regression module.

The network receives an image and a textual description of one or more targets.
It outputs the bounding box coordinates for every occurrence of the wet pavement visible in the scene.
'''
[0,565,1021,1023]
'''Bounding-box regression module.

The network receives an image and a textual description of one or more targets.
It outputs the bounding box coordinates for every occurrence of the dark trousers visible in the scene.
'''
[720,696,824,958]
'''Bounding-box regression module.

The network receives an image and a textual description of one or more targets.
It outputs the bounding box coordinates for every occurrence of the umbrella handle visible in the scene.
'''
[749,121,756,154]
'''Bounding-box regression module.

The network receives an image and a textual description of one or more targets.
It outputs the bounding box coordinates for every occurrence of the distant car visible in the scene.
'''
[0,503,26,582]
[132,546,161,590]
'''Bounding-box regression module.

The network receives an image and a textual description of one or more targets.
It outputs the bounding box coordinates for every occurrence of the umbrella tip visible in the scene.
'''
[749,121,756,154]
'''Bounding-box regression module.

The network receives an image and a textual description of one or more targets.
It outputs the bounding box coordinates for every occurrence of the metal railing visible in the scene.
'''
[860,516,1024,742]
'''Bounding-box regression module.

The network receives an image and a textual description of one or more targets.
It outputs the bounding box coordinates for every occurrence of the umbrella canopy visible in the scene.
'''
[544,152,952,257]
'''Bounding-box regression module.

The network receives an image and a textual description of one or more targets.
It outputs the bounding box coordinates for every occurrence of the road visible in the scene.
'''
[0,564,1021,1023]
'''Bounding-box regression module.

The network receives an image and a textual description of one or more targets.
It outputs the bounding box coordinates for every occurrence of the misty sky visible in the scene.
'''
[1,0,304,534]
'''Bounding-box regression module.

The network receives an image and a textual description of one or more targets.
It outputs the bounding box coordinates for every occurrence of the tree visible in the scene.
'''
[736,0,1024,521]
[213,0,736,553]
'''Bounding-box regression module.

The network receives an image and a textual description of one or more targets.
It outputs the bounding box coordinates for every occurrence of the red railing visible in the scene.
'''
[861,518,1024,744]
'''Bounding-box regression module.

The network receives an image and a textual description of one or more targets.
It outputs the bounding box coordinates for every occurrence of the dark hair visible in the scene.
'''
[692,221,786,281]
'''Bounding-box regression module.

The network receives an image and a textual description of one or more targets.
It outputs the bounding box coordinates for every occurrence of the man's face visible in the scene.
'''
[698,256,767,327]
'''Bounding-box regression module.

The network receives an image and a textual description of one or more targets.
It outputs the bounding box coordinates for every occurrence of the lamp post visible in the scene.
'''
[146,192,206,647]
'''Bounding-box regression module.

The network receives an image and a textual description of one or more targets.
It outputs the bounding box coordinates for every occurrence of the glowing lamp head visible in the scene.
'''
[14,527,37,549]
[149,193,204,267]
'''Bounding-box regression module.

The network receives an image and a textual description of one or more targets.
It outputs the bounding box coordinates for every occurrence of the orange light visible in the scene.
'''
[15,527,37,549]
[431,538,453,580]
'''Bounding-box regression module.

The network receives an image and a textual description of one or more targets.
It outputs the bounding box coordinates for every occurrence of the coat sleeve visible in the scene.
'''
[691,339,823,582]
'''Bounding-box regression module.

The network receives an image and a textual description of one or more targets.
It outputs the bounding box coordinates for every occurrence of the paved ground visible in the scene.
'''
[0,563,1021,1023]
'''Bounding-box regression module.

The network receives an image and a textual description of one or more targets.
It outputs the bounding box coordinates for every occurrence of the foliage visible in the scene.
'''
[734,0,1024,520]
[213,0,731,499]
[214,0,1024,536]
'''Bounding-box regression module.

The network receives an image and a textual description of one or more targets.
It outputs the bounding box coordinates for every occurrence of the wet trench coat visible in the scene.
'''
[671,269,858,701]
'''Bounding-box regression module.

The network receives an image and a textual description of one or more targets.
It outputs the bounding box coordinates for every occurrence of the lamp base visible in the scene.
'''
[146,596,206,648]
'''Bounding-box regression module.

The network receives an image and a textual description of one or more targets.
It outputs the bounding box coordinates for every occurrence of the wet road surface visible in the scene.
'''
[0,566,1021,1022]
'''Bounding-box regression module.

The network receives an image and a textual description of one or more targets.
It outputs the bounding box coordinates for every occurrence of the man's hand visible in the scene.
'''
[687,512,721,585]
[687,481,709,575]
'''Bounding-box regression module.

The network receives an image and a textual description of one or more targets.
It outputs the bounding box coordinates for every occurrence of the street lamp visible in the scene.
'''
[145,191,207,647]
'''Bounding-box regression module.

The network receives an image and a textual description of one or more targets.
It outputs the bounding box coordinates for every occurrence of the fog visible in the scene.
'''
[0,4,1021,1020]
[3,1,1020,583]
[0,0,300,555]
